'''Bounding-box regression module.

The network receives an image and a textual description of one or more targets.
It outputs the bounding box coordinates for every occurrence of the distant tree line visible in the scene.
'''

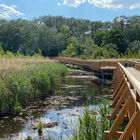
[0,15,140,58]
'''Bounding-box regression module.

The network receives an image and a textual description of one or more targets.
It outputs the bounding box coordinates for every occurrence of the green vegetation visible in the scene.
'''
[36,122,44,136]
[71,101,113,140]
[25,136,32,140]
[0,60,67,116]
[0,16,140,58]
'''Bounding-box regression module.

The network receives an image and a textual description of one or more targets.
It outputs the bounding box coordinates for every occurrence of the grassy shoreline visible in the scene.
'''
[0,58,67,117]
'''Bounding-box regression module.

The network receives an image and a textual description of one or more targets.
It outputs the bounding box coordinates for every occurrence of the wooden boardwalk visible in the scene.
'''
[57,57,135,70]
[57,57,117,70]
[57,57,140,140]
[127,67,140,82]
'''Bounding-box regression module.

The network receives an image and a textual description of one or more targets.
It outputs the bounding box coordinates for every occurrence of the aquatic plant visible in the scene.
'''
[71,101,111,140]
[98,101,111,139]
[36,122,44,136]
[25,136,32,140]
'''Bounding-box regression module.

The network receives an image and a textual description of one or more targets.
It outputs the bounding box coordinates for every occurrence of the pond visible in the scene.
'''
[0,70,111,140]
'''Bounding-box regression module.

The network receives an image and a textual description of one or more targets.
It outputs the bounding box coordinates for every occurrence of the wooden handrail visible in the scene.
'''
[105,62,140,140]
[57,57,117,70]
[119,62,140,96]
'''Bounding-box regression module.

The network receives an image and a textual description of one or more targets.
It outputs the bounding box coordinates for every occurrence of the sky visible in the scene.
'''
[0,0,140,21]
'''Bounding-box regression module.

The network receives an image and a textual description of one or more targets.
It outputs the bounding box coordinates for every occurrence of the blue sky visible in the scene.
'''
[0,0,140,21]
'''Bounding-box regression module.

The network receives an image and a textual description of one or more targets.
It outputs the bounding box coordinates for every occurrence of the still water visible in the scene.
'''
[0,70,111,140]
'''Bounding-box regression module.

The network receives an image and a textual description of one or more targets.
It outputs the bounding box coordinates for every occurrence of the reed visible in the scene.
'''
[0,58,67,116]
[71,101,114,140]
[36,122,44,136]
[25,136,32,140]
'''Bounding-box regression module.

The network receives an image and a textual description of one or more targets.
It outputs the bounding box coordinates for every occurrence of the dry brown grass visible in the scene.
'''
[0,57,56,71]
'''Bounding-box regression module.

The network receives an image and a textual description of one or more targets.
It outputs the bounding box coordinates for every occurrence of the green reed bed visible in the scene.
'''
[0,63,67,116]
[71,101,116,140]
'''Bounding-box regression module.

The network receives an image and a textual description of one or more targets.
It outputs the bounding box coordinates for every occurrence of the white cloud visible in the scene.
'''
[88,0,123,9]
[63,0,86,8]
[0,4,24,18]
[63,0,140,9]
[57,3,62,6]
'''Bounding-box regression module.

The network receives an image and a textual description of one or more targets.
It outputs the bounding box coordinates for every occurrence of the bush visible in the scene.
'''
[126,41,140,58]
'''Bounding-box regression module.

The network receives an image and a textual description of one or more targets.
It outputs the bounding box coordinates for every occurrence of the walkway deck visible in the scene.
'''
[127,67,140,82]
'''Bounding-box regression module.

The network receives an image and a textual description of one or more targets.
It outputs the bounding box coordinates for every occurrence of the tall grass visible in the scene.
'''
[71,101,114,140]
[0,58,67,116]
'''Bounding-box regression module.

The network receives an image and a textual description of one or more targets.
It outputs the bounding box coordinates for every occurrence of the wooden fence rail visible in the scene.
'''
[57,57,118,70]
[56,57,135,71]
[105,62,140,140]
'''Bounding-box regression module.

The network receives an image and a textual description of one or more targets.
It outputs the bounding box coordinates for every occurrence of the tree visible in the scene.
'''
[126,41,140,58]
[103,29,128,54]
[0,43,5,55]
[93,31,106,46]
[61,37,79,57]
[0,15,140,58]
[81,38,97,57]
[103,43,119,58]
[0,20,24,53]
[19,21,39,55]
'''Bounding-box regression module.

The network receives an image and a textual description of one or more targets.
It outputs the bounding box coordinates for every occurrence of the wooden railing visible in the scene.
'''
[135,62,140,71]
[57,57,117,70]
[105,62,140,140]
